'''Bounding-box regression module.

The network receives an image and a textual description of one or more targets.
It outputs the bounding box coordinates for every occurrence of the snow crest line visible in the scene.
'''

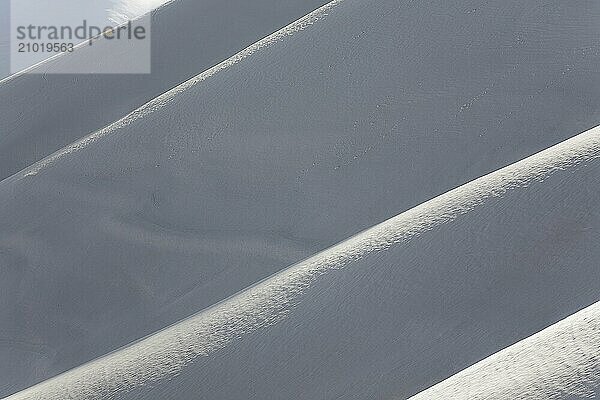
[0,0,343,184]
[407,301,600,400]
[4,125,600,400]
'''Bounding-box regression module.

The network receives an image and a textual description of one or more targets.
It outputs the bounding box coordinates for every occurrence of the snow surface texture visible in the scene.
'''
[408,302,600,400]
[108,0,173,24]
[1,0,599,181]
[1,0,600,397]
[0,0,331,179]
[3,126,600,399]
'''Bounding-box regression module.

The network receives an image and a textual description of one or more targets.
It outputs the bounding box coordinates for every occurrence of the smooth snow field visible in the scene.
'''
[0,0,599,398]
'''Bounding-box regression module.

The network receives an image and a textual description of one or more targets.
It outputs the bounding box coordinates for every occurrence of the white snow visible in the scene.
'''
[3,125,600,400]
[408,301,600,399]
[108,0,173,24]
[1,0,599,397]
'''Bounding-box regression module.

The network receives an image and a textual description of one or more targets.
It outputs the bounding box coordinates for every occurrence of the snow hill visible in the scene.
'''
[0,0,599,397]
[408,301,600,399]
[4,125,600,400]
[0,0,330,180]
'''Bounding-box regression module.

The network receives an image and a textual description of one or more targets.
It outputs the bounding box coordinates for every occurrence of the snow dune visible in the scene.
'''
[1,0,599,397]
[408,301,600,400]
[3,125,600,399]
[1,0,599,182]
[0,0,331,180]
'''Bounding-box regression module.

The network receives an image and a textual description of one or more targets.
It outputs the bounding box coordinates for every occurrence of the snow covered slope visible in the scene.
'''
[2,0,599,181]
[4,126,600,400]
[0,0,599,396]
[408,301,600,400]
[0,0,330,180]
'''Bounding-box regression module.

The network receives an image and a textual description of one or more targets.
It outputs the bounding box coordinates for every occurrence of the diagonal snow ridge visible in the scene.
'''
[407,301,600,400]
[108,0,175,25]
[3,125,599,400]
[1,0,343,185]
